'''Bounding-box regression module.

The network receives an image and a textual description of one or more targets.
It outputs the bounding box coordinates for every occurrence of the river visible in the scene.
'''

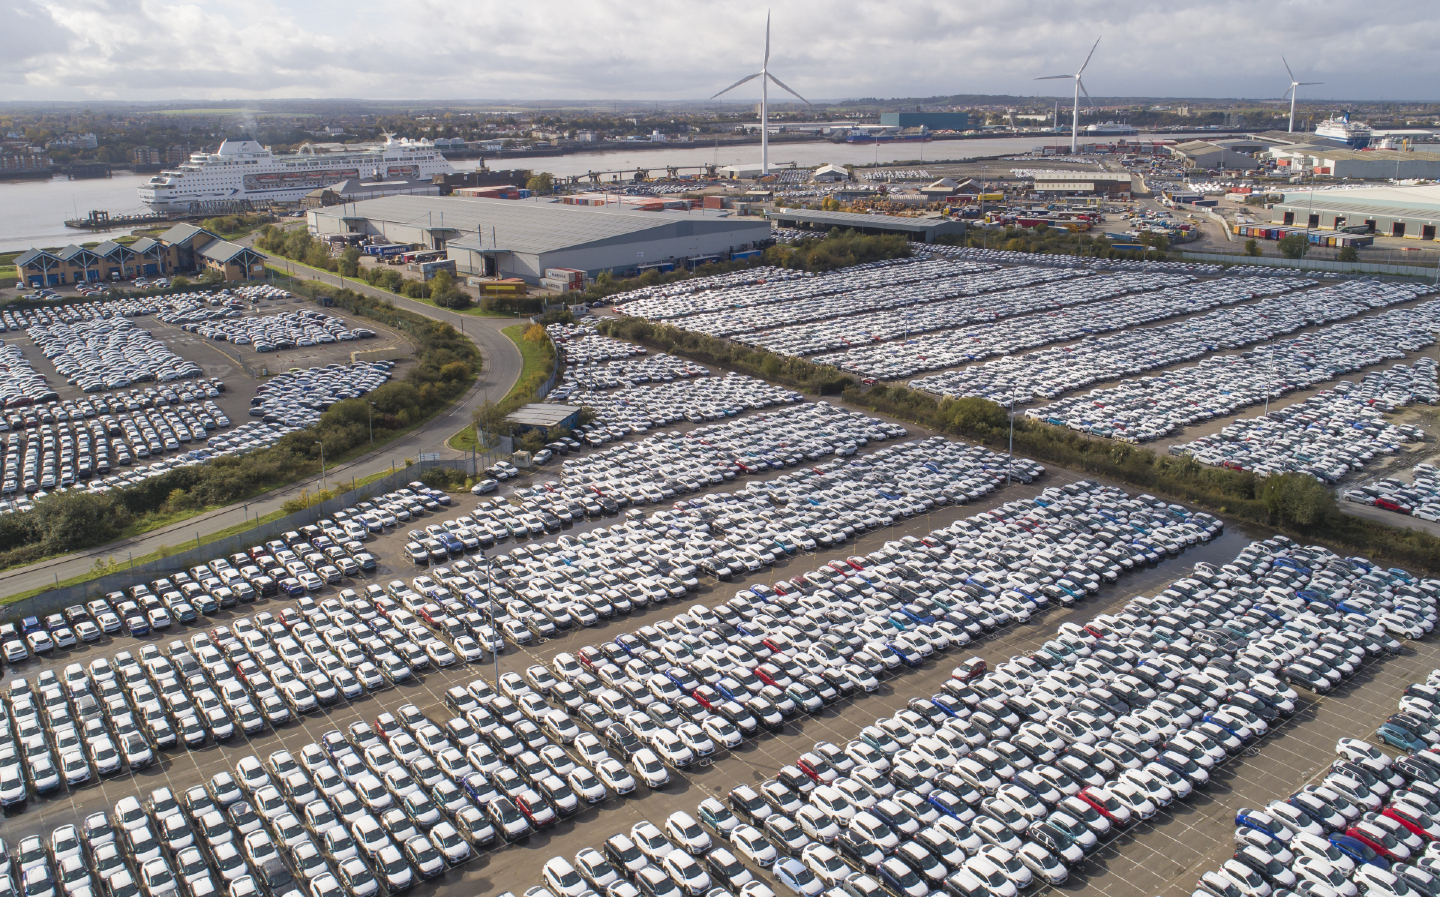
[0,132,1229,253]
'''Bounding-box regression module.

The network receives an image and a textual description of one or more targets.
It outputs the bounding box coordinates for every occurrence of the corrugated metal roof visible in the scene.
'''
[315,195,765,256]
[1278,184,1440,215]
[198,240,257,263]
[767,209,962,233]
[507,403,581,427]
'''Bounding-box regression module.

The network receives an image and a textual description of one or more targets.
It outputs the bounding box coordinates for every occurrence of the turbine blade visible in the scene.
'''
[1077,36,1100,76]
[1034,75,1072,80]
[767,71,810,104]
[1299,81,1324,86]
[1283,55,1296,83]
[1079,79,1093,106]
[765,10,771,68]
[711,72,762,99]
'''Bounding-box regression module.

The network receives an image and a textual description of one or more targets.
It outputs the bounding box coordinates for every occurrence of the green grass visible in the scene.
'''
[408,293,522,318]
[445,324,548,451]
[0,267,14,282]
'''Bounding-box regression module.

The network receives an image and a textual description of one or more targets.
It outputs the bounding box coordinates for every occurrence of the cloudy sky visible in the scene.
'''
[3,0,1436,104]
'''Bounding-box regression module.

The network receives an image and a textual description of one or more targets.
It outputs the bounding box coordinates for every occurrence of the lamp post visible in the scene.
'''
[367,402,376,446]
[315,441,327,491]
[1007,385,1017,485]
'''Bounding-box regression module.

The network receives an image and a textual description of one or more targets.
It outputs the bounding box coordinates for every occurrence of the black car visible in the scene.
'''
[604,723,643,760]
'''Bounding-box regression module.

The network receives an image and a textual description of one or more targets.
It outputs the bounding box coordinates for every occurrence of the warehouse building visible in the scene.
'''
[879,112,970,131]
[766,208,966,243]
[1271,184,1440,240]
[307,195,770,283]
[1169,139,1264,170]
[1025,170,1133,198]
[1264,144,1440,179]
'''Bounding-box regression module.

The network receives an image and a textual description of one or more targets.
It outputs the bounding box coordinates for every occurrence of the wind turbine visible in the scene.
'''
[1282,57,1323,133]
[1035,36,1100,153]
[712,11,810,175]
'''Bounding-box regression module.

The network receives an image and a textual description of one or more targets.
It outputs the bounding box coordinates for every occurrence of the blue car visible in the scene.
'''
[1377,721,1427,752]
[887,641,923,668]
[1330,834,1390,871]
[1235,808,1284,840]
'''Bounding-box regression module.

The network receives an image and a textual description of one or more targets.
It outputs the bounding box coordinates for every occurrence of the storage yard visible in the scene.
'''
[0,288,411,514]
[1,242,1440,897]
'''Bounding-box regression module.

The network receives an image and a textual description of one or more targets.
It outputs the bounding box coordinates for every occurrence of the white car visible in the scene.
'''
[630,748,670,788]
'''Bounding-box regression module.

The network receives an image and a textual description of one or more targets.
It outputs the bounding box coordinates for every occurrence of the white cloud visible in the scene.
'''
[1,0,1436,101]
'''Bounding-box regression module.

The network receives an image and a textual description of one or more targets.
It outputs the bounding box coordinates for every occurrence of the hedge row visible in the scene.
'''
[601,312,1440,574]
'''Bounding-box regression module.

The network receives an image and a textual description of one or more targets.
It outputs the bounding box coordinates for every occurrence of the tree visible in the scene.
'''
[1244,238,1262,257]
[1277,233,1310,259]
[1338,245,1360,263]
[523,324,548,343]
[1261,472,1335,528]
[171,275,190,289]
[338,246,361,277]
[526,172,554,195]
[196,269,224,285]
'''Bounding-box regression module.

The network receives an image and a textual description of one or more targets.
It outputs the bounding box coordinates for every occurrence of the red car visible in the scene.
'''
[373,713,402,743]
[278,608,301,628]
[951,658,988,682]
[1077,787,1131,827]
[1346,824,1405,862]
[515,792,557,829]
[691,686,719,711]
[1384,805,1440,842]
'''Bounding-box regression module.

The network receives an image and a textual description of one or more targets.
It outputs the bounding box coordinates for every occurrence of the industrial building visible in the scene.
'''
[1169,139,1265,170]
[766,208,966,243]
[507,403,581,434]
[1024,170,1133,198]
[879,112,970,131]
[307,195,770,283]
[1264,144,1440,179]
[1271,185,1440,240]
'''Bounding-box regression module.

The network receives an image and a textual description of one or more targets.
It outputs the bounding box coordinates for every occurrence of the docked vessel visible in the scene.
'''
[1084,121,1139,136]
[1314,112,1372,149]
[138,135,455,212]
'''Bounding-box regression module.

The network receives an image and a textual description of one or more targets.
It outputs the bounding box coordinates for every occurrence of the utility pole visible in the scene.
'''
[315,440,327,491]
[1007,386,1017,485]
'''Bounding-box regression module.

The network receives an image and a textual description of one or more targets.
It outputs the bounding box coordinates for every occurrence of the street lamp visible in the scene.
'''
[315,440,327,491]
[367,402,377,446]
[1007,385,1017,486]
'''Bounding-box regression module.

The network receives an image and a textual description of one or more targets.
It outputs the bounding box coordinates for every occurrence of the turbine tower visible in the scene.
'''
[1282,57,1323,133]
[712,11,810,175]
[1035,36,1101,153]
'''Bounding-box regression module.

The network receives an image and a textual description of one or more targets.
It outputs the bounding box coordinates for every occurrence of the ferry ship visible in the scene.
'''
[138,135,456,212]
[1314,112,1372,149]
[1085,122,1139,136]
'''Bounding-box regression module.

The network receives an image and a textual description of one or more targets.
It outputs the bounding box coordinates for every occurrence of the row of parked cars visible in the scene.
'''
[559,373,804,443]
[421,435,1029,645]
[1034,308,1440,444]
[248,362,394,429]
[512,524,1434,897]
[0,673,577,897]
[675,264,1079,344]
[184,308,376,353]
[1175,361,1434,482]
[616,259,949,323]
[557,351,708,395]
[0,481,458,665]
[911,280,1434,406]
[0,551,519,807]
[813,275,1301,382]
[1196,678,1440,897]
[928,245,1274,278]
[556,402,908,504]
[0,394,231,495]
[31,318,205,391]
[152,287,297,330]
[0,341,58,408]
[1348,463,1440,522]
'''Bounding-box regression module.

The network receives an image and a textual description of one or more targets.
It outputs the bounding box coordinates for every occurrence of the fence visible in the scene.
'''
[0,459,469,624]
[1175,250,1440,278]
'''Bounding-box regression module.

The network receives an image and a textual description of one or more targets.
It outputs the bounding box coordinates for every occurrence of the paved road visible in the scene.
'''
[0,251,523,601]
